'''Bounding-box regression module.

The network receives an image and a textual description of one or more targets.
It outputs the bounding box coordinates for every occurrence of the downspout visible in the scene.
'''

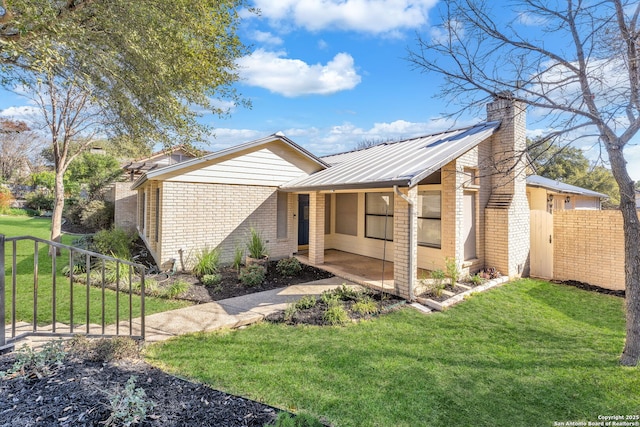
[394,185,415,301]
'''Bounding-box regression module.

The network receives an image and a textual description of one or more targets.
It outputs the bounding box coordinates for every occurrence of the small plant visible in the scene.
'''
[430,269,446,297]
[445,257,460,285]
[239,264,266,287]
[284,303,298,322]
[295,295,317,310]
[323,299,350,326]
[164,280,190,299]
[1,341,66,380]
[352,297,379,315]
[93,227,135,260]
[192,247,221,278]
[271,412,325,427]
[104,260,134,286]
[479,267,501,279]
[277,257,302,277]
[246,227,268,259]
[323,284,360,301]
[103,376,155,427]
[470,273,484,286]
[0,186,14,214]
[232,245,244,272]
[201,273,223,287]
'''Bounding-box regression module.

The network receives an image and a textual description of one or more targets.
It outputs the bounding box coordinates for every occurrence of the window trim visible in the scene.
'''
[417,190,441,249]
[364,192,394,241]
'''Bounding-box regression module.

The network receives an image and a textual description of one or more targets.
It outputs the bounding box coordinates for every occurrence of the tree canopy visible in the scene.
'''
[0,0,250,146]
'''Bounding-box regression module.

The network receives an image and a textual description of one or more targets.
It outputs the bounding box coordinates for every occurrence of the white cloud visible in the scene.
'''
[0,106,39,122]
[237,49,362,97]
[516,11,547,26]
[251,30,284,46]
[251,0,438,35]
[318,39,329,50]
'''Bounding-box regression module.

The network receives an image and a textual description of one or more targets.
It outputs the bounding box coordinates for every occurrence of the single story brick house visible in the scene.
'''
[131,97,531,300]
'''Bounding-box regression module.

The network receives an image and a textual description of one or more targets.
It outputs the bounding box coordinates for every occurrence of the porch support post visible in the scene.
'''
[393,187,418,300]
[308,192,325,265]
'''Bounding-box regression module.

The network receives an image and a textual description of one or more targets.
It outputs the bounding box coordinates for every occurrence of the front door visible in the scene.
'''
[298,194,309,246]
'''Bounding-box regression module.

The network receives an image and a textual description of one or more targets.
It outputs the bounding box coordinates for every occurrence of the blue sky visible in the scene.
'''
[1,0,639,180]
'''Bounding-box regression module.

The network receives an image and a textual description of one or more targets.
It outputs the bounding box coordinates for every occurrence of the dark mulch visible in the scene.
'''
[552,279,625,298]
[417,284,470,303]
[265,291,405,326]
[176,262,334,304]
[0,353,279,427]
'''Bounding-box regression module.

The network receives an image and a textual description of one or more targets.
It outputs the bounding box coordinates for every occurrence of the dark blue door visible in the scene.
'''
[298,194,309,246]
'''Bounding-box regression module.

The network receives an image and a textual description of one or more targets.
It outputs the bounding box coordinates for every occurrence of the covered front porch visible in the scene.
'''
[296,249,431,296]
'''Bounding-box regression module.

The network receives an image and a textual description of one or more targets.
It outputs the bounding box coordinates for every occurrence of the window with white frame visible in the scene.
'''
[365,192,394,241]
[276,192,288,239]
[417,191,441,248]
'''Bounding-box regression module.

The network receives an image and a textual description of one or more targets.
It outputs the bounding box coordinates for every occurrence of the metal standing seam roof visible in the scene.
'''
[281,121,501,191]
[526,175,609,198]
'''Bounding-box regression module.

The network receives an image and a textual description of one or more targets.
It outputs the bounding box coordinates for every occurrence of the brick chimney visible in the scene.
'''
[483,95,530,278]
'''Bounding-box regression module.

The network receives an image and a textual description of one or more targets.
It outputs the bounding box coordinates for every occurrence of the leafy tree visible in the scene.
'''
[529,139,620,206]
[409,0,640,365]
[66,152,123,200]
[1,1,249,249]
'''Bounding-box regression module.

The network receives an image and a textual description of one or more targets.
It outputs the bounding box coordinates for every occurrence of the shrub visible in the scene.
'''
[284,303,298,322]
[164,280,190,299]
[323,284,361,301]
[470,274,484,286]
[232,246,244,271]
[276,257,302,277]
[239,264,266,287]
[103,376,155,427]
[192,247,221,278]
[323,300,350,326]
[104,260,134,286]
[93,227,135,259]
[295,295,317,310]
[25,189,54,212]
[1,341,66,380]
[0,186,14,214]
[352,297,379,315]
[246,227,268,259]
[80,199,114,231]
[445,257,460,285]
[201,273,222,287]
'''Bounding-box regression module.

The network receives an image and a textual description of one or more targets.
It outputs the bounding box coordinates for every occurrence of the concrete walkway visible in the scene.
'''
[6,276,353,348]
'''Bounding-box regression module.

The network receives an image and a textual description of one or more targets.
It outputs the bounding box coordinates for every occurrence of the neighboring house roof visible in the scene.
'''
[526,175,608,198]
[281,121,501,191]
[123,145,206,176]
[132,133,328,190]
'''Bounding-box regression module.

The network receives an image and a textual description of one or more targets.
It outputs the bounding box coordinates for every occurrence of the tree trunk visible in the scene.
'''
[608,146,640,366]
[49,169,65,256]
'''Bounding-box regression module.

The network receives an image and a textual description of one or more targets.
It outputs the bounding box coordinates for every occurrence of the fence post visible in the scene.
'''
[0,234,14,353]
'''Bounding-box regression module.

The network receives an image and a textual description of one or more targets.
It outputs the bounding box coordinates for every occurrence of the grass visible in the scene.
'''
[2,215,189,326]
[146,279,640,427]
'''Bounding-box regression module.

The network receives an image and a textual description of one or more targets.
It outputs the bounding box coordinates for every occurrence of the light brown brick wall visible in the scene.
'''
[393,187,417,299]
[308,192,325,265]
[113,182,138,232]
[553,210,625,290]
[156,181,296,269]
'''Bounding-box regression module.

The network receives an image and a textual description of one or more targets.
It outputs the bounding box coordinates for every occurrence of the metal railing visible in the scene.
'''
[1,234,145,352]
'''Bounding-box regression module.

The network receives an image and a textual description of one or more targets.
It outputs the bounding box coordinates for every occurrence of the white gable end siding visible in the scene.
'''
[165,148,308,186]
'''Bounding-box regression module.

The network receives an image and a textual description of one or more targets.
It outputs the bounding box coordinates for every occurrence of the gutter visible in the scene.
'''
[393,185,415,301]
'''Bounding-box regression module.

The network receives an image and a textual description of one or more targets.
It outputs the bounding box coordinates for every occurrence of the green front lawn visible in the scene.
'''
[2,215,189,326]
[147,279,639,427]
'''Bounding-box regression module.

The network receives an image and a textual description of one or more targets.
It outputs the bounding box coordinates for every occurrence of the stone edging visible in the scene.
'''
[416,276,510,311]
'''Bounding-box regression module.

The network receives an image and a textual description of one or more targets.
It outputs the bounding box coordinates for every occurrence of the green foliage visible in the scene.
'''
[352,297,378,315]
[295,295,318,310]
[103,260,134,286]
[0,186,13,214]
[276,257,302,277]
[1,341,66,380]
[323,299,350,326]
[284,303,298,322]
[427,269,447,297]
[80,199,114,231]
[528,139,620,206]
[191,247,221,278]
[445,257,459,285]
[322,284,361,302]
[0,1,250,148]
[239,264,266,287]
[93,227,135,259]
[246,227,268,259]
[103,376,155,427]
[232,246,244,271]
[164,280,190,299]
[30,171,56,190]
[271,412,324,427]
[24,189,54,211]
[66,151,123,199]
[470,274,484,286]
[201,273,223,287]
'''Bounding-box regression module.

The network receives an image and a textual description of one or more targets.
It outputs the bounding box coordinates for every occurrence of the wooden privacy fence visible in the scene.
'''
[530,210,626,291]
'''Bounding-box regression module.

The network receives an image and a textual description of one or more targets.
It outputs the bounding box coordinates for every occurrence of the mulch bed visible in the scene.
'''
[178,262,334,304]
[552,279,625,298]
[0,352,279,427]
[416,284,470,303]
